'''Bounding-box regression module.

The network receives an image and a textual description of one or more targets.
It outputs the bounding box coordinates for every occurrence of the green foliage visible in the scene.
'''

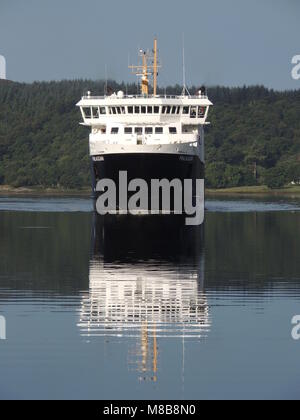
[206,162,256,188]
[286,162,300,184]
[204,86,300,189]
[0,80,300,189]
[264,166,287,189]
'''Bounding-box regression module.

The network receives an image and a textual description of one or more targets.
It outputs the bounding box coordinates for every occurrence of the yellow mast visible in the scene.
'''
[129,38,160,96]
[153,38,158,96]
[141,52,149,96]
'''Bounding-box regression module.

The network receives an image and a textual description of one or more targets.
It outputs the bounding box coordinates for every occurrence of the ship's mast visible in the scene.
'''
[153,38,158,96]
[129,38,160,96]
[141,52,149,96]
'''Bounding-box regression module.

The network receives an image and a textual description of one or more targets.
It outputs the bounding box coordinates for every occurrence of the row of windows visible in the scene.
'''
[82,105,206,119]
[109,126,177,135]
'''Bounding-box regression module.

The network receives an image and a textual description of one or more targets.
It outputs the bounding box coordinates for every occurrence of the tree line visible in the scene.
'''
[0,79,299,189]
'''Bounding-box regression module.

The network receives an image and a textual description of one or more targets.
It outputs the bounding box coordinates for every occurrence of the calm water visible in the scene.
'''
[1,195,300,400]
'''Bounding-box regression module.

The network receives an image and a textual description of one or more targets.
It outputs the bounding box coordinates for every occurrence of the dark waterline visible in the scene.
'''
[0,197,300,399]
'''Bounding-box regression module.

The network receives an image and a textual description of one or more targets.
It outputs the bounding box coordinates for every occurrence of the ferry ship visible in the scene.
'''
[77,39,212,218]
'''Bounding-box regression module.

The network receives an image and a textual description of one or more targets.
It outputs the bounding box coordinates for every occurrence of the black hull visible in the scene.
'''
[91,153,204,216]
[91,152,204,186]
[92,153,204,186]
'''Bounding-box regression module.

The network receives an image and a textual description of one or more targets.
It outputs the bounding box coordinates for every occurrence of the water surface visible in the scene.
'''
[0,196,300,399]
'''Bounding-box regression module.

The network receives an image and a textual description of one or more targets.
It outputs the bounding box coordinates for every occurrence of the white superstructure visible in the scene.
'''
[76,39,212,159]
[77,92,212,160]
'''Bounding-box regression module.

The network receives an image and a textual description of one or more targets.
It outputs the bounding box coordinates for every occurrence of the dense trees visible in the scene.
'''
[204,86,300,188]
[0,80,299,189]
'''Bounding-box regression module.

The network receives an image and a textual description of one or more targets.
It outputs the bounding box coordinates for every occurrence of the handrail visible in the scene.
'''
[81,94,209,100]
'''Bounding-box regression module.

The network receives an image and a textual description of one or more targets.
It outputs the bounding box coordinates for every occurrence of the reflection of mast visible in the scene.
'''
[137,322,158,382]
[78,261,210,381]
[153,325,157,382]
[141,322,148,373]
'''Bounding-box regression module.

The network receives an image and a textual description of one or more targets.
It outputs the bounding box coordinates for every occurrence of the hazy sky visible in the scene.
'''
[0,0,300,89]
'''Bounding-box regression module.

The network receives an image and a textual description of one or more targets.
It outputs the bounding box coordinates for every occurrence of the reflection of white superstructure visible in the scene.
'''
[78,250,210,381]
[79,260,210,339]
[78,215,209,381]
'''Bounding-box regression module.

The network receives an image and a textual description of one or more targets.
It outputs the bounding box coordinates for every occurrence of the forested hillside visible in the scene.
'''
[0,79,300,189]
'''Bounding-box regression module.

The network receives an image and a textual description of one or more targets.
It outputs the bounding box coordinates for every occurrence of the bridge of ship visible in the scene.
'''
[77,94,212,146]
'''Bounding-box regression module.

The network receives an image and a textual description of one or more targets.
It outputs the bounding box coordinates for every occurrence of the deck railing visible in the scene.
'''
[81,94,209,100]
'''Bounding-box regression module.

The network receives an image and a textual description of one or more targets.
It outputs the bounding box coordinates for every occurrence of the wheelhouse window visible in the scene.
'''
[116,107,125,114]
[125,127,133,134]
[190,106,197,118]
[128,106,133,114]
[92,107,99,118]
[100,107,106,115]
[147,106,153,114]
[154,106,160,114]
[83,107,91,118]
[145,127,153,134]
[155,127,163,134]
[198,106,206,118]
[162,106,172,114]
[183,106,189,115]
[111,127,119,134]
[134,106,140,114]
[135,127,143,134]
[141,106,146,114]
[171,106,177,114]
[169,127,177,134]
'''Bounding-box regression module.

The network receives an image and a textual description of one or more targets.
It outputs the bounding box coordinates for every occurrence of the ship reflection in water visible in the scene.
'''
[78,215,210,382]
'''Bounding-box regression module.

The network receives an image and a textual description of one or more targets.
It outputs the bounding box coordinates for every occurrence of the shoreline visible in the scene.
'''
[0,185,92,197]
[205,185,300,196]
[1,185,300,197]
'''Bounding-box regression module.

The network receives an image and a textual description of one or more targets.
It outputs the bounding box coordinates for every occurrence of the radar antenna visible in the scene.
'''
[181,33,191,97]
[129,38,161,96]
